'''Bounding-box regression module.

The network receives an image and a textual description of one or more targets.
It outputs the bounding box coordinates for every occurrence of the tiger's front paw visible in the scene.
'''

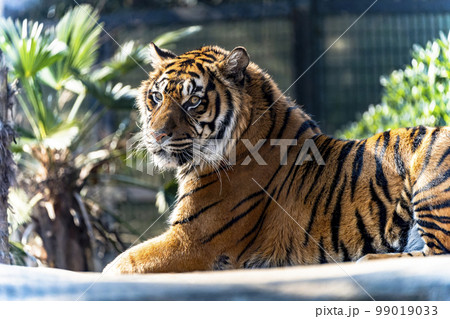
[102,251,141,274]
[357,252,403,263]
[356,254,379,263]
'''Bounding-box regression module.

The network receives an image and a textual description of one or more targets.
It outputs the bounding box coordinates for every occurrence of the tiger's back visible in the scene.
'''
[105,44,450,274]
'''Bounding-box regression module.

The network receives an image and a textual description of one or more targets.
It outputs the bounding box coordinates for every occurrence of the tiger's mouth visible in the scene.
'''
[147,140,193,169]
[147,136,230,170]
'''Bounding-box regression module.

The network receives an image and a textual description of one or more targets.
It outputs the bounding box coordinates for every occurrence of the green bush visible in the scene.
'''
[339,32,450,139]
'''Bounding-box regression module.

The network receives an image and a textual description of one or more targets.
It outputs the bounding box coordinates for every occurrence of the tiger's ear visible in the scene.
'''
[148,42,177,69]
[220,47,249,82]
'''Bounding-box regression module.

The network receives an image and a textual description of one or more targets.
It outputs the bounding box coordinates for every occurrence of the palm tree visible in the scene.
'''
[0,5,199,270]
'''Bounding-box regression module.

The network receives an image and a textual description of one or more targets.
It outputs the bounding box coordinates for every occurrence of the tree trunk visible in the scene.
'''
[0,50,15,265]
[33,192,91,271]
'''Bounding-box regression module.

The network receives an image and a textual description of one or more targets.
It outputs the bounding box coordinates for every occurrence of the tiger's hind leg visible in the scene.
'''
[358,198,450,262]
[357,223,427,262]
[406,131,450,258]
[359,127,450,262]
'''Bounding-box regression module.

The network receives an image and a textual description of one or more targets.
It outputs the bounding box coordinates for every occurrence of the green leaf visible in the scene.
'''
[152,26,202,49]
[339,31,450,139]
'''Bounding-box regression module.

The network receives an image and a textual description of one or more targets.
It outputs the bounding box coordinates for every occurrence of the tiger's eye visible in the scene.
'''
[189,96,200,106]
[152,92,163,104]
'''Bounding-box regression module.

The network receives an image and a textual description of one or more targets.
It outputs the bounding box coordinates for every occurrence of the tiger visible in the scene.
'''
[104,43,450,274]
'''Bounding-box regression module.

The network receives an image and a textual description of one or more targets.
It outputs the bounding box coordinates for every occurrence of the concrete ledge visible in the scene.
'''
[1,256,449,300]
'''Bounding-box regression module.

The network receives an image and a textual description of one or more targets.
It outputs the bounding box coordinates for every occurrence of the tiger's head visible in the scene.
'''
[137,44,252,171]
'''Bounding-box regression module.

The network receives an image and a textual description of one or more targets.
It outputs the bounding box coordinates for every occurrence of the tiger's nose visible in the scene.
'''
[151,130,169,143]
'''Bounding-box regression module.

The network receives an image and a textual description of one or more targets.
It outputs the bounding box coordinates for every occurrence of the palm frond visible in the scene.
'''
[79,76,137,110]
[152,25,202,49]
[46,5,102,90]
[0,18,67,79]
[92,41,146,83]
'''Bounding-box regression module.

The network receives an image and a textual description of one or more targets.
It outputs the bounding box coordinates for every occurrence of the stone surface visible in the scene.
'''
[0,256,449,300]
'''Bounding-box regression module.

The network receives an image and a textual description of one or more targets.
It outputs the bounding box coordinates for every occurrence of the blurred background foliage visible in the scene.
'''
[340,32,450,139]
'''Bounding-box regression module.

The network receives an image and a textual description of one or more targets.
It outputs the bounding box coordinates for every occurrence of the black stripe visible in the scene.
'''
[198,170,217,179]
[412,194,437,206]
[413,168,450,197]
[163,61,176,69]
[216,90,234,139]
[178,180,217,202]
[237,213,272,261]
[201,52,217,60]
[285,237,294,265]
[275,106,295,140]
[179,59,195,68]
[237,187,277,260]
[420,232,450,253]
[412,125,427,152]
[418,127,440,178]
[273,118,314,198]
[394,135,406,179]
[375,135,392,203]
[351,140,366,200]
[187,71,200,78]
[355,209,375,256]
[202,199,263,244]
[437,146,450,168]
[264,107,277,139]
[392,211,410,250]
[324,141,355,214]
[403,186,412,201]
[196,62,205,74]
[417,214,450,223]
[340,241,351,262]
[369,179,391,249]
[205,78,215,91]
[285,135,324,199]
[198,58,215,63]
[294,120,318,139]
[231,190,264,212]
[265,164,284,189]
[415,199,450,212]
[319,238,327,264]
[238,187,277,242]
[238,207,267,243]
[303,185,325,246]
[409,127,418,140]
[331,175,347,253]
[211,93,221,132]
[399,200,412,214]
[301,137,334,204]
[417,220,450,235]
[262,80,275,109]
[172,200,221,225]
[381,131,391,157]
[276,146,305,200]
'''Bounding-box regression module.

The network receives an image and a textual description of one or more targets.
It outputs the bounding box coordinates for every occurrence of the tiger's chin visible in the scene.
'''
[152,153,180,170]
[150,149,191,170]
